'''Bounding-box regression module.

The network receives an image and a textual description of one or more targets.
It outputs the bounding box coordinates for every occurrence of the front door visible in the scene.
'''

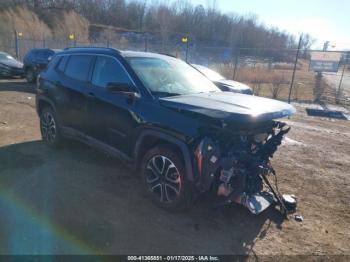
[86,55,138,154]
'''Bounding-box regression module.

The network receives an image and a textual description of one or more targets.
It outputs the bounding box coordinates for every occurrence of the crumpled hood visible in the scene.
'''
[0,59,23,68]
[159,92,296,123]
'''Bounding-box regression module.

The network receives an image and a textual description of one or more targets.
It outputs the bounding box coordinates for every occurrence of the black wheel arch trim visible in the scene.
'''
[36,97,64,127]
[36,97,56,115]
[134,129,194,182]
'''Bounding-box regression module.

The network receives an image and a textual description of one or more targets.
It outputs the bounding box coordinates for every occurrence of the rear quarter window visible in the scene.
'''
[64,55,93,81]
[37,50,53,60]
[24,50,35,61]
[56,56,68,73]
[46,55,60,71]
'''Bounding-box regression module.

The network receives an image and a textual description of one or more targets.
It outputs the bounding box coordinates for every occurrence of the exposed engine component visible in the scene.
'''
[194,137,220,192]
[217,167,247,197]
[282,194,297,212]
[195,121,297,216]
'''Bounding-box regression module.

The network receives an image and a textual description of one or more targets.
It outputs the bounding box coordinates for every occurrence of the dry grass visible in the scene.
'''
[38,9,89,42]
[0,6,52,39]
[273,64,294,70]
[0,6,89,43]
[0,6,90,58]
[213,62,320,101]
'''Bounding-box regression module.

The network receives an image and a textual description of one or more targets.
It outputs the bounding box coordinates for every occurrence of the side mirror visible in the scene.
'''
[106,82,137,96]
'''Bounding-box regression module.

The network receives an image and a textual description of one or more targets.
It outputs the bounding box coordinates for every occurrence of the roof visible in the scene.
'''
[62,47,120,56]
[120,51,182,64]
[61,47,174,60]
[30,48,61,52]
[120,50,171,59]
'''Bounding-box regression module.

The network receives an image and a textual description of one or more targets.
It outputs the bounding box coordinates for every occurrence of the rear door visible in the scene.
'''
[58,54,94,133]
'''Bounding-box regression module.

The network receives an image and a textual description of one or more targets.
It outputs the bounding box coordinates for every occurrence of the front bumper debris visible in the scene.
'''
[194,121,298,217]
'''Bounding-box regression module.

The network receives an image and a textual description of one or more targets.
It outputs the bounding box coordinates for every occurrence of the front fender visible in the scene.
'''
[134,129,195,182]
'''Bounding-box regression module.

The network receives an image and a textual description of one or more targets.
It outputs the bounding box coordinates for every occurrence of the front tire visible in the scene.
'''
[40,107,63,148]
[141,146,192,211]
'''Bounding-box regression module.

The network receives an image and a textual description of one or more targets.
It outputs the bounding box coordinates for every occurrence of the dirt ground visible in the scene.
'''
[0,79,350,256]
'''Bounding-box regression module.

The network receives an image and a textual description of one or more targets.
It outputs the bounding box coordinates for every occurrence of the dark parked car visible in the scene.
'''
[37,47,296,214]
[192,64,253,94]
[0,52,24,78]
[24,48,61,83]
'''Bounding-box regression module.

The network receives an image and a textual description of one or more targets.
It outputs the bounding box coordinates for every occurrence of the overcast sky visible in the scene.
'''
[186,0,349,50]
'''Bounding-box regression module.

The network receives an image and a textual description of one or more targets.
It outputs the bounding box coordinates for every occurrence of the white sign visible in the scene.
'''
[311,52,341,61]
[310,51,341,72]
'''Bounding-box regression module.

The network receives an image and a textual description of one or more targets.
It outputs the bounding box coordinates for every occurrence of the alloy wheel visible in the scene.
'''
[41,111,56,144]
[145,155,182,203]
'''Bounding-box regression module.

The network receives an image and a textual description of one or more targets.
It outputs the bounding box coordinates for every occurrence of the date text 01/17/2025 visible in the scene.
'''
[127,255,220,261]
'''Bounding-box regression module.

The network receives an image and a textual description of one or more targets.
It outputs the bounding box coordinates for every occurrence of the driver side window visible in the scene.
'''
[92,56,131,88]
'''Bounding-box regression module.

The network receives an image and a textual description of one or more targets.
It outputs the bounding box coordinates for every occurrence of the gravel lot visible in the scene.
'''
[0,79,349,256]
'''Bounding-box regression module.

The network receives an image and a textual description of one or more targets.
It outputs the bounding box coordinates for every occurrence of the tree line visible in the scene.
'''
[1,0,314,60]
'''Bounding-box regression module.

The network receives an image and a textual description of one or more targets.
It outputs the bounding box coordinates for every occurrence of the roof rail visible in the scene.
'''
[159,53,177,58]
[63,46,120,53]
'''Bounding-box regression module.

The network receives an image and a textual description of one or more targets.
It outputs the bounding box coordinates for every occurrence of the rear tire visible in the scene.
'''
[141,146,192,211]
[40,107,63,148]
[26,68,35,83]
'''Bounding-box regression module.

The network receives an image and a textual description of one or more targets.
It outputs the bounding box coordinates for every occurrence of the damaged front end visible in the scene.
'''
[194,121,296,216]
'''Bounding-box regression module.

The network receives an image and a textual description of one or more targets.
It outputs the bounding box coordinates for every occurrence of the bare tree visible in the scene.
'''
[0,0,303,55]
[270,73,288,99]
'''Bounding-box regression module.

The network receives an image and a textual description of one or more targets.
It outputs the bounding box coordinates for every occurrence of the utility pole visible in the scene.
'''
[106,27,110,48]
[232,51,239,80]
[181,36,189,62]
[337,61,346,103]
[14,30,19,59]
[288,34,303,103]
[323,41,330,51]
[185,37,189,63]
[314,41,330,102]
[144,33,148,52]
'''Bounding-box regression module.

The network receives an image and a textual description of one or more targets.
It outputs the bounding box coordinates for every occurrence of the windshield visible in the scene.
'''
[126,56,220,97]
[192,64,226,82]
[0,53,16,61]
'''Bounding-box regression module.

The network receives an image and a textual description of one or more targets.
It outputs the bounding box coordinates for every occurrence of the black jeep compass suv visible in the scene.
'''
[36,47,296,213]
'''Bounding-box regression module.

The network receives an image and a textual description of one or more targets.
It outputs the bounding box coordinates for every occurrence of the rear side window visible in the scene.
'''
[37,51,51,60]
[25,50,36,61]
[41,51,53,60]
[57,56,68,73]
[65,55,93,81]
[46,55,60,71]
[92,56,131,88]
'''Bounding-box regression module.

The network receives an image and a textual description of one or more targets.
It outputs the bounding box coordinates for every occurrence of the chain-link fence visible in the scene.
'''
[1,30,349,107]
